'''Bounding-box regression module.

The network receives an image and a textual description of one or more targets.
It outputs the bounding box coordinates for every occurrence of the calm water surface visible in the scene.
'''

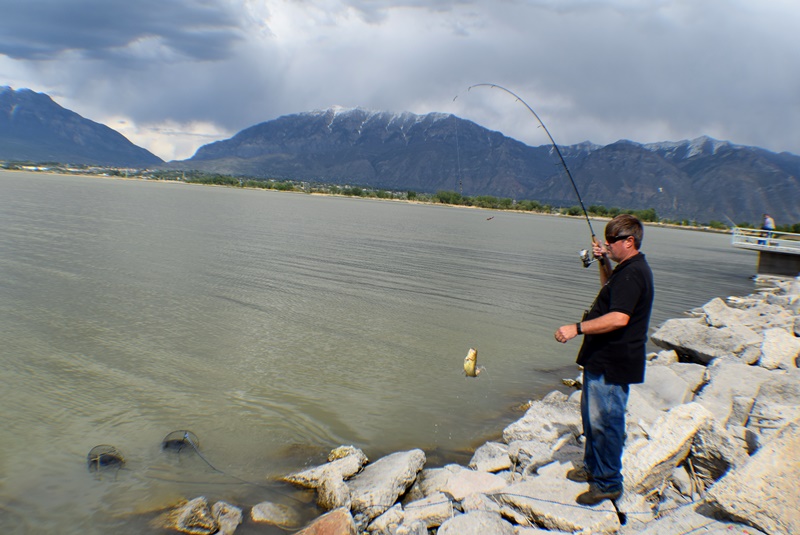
[0,171,757,533]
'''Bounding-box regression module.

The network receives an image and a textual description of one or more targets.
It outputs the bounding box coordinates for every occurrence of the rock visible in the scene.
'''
[367,503,403,534]
[502,397,581,444]
[461,492,503,514]
[667,362,707,393]
[469,441,512,473]
[490,461,620,533]
[437,510,517,535]
[295,507,357,535]
[395,520,428,535]
[694,358,772,427]
[347,449,426,521]
[317,472,351,510]
[630,503,768,534]
[440,468,508,501]
[632,364,696,411]
[250,501,303,529]
[507,439,554,475]
[625,388,666,440]
[758,327,800,369]
[648,349,679,365]
[283,446,368,488]
[651,318,761,363]
[514,528,573,535]
[703,297,743,328]
[705,418,800,535]
[162,497,218,535]
[689,419,748,486]
[401,491,454,528]
[747,369,800,442]
[404,465,458,502]
[211,501,242,535]
[622,403,714,495]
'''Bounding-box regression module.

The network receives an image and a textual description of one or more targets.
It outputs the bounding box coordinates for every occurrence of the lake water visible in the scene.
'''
[0,170,758,533]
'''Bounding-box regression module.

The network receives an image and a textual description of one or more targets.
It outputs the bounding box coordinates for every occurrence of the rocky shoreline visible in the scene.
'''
[158,277,800,535]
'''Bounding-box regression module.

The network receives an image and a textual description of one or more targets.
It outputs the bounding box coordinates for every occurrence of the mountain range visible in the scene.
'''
[2,86,798,225]
[0,86,162,167]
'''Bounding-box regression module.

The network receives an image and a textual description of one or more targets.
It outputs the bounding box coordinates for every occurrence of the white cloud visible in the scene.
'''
[2,0,800,158]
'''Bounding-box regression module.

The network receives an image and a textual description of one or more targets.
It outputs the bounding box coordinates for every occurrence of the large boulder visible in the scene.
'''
[347,449,426,521]
[490,462,620,534]
[282,446,368,488]
[468,441,512,473]
[758,327,800,370]
[705,417,800,535]
[694,358,773,427]
[622,403,714,495]
[747,369,800,442]
[651,318,761,363]
[502,397,581,444]
[250,501,304,530]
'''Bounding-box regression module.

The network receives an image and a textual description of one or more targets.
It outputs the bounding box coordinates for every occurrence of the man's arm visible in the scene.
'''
[554,311,630,343]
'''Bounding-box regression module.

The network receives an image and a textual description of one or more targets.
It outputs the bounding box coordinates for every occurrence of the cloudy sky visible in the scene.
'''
[1,0,798,161]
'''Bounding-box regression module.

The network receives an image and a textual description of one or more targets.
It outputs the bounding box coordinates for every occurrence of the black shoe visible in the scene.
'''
[576,485,621,506]
[566,466,593,483]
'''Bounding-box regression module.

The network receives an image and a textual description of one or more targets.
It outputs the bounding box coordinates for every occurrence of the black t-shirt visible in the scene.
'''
[576,253,654,385]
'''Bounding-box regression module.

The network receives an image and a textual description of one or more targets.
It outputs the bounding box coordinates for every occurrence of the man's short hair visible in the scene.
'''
[605,214,644,249]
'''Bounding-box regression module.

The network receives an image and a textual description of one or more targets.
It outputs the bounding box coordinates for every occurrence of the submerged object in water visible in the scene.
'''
[87,444,125,472]
[463,347,484,377]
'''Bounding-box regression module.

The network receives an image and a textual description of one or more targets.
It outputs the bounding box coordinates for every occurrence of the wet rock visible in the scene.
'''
[295,507,356,535]
[211,501,242,535]
[161,497,218,535]
[250,501,303,530]
[317,472,351,510]
[283,446,368,488]
[347,449,425,521]
[437,510,516,535]
[705,418,800,535]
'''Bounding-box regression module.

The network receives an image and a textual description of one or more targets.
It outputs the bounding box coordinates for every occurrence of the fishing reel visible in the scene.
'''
[579,249,596,268]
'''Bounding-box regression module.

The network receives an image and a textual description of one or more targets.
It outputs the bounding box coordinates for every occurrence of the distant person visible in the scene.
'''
[760,213,776,245]
[554,214,654,505]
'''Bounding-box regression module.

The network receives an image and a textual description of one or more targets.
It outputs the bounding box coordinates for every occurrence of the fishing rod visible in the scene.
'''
[462,83,599,267]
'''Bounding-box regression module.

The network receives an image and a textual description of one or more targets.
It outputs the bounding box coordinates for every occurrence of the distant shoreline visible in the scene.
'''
[0,167,732,235]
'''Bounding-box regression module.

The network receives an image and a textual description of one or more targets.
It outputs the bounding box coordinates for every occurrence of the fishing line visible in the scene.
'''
[457,83,599,267]
[159,430,308,503]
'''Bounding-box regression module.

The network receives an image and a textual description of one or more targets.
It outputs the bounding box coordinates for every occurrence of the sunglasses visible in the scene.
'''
[605,235,631,244]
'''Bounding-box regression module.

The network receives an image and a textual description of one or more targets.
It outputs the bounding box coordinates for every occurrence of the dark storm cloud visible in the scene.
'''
[0,0,242,61]
[2,0,799,160]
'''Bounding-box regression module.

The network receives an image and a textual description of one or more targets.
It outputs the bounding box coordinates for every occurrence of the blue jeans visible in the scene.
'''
[581,370,629,493]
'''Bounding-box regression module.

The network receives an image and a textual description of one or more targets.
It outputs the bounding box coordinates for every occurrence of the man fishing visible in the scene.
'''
[554,214,654,506]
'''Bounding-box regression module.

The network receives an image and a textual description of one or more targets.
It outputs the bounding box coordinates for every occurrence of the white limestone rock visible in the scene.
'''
[437,510,516,535]
[705,417,800,535]
[347,449,426,521]
[622,403,714,495]
[758,327,800,369]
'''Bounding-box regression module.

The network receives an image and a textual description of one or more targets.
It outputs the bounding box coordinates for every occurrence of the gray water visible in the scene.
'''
[0,170,757,533]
